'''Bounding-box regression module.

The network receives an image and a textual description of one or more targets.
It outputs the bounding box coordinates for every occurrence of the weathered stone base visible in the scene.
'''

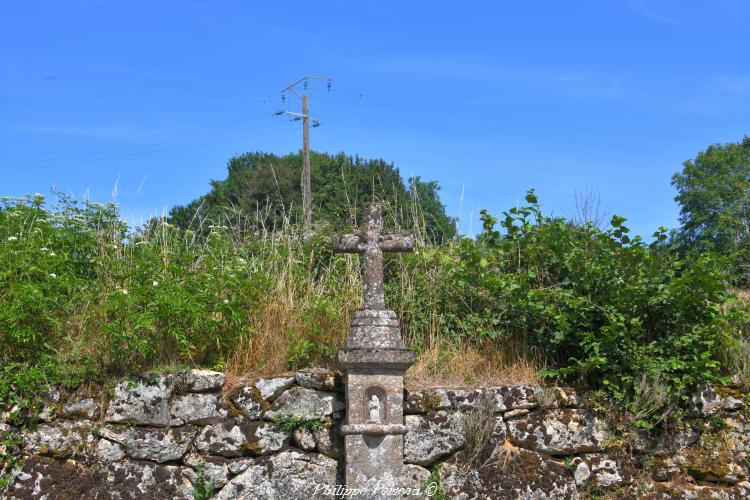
[344,434,407,499]
[339,363,412,498]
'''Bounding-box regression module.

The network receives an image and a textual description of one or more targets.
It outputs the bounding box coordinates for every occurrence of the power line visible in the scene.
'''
[0,113,273,163]
[0,127,293,175]
[328,88,709,144]
[0,119,289,170]
[334,106,689,149]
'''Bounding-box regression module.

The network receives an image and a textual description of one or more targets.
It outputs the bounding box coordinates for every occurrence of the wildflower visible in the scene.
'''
[49,273,57,278]
[49,252,56,256]
[152,281,159,287]
[122,289,129,295]
[223,299,229,304]
[7,236,18,241]
[40,247,48,251]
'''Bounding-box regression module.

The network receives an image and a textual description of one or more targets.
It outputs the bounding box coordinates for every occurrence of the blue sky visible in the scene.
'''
[1,1,748,237]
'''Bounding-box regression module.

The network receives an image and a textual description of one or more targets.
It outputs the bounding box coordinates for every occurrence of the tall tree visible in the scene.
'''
[672,136,750,278]
[169,151,457,242]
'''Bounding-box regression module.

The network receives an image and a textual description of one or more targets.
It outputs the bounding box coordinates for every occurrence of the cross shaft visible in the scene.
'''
[332,203,414,309]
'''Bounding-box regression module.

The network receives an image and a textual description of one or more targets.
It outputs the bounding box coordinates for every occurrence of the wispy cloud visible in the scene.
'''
[355,56,629,101]
[713,75,750,94]
[356,56,589,86]
[628,0,682,26]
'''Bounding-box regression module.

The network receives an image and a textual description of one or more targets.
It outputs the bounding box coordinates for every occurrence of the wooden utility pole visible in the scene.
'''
[301,94,311,226]
[278,76,331,227]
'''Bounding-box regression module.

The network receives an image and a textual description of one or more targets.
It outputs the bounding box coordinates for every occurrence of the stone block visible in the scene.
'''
[170,393,227,426]
[175,368,225,392]
[265,386,345,421]
[293,427,316,451]
[688,385,744,418]
[404,389,450,414]
[97,425,196,463]
[254,376,295,402]
[313,420,343,459]
[105,375,174,427]
[4,456,194,499]
[60,397,99,420]
[23,422,93,459]
[486,385,543,412]
[195,423,247,457]
[184,453,231,489]
[296,367,341,391]
[507,409,610,455]
[440,445,577,499]
[230,385,265,420]
[94,438,125,462]
[404,411,465,466]
[215,451,337,500]
[572,454,625,488]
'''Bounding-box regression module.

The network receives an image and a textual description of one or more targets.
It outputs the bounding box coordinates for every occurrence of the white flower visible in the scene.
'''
[122,289,128,295]
[223,299,229,304]
[40,247,48,251]
[152,281,159,287]
[49,252,56,257]
[7,236,18,241]
[49,273,57,278]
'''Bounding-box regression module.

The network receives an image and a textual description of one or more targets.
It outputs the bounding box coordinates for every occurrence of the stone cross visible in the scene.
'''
[332,203,414,309]
[336,202,416,499]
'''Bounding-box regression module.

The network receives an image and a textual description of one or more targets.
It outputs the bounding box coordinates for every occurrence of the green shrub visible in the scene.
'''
[394,190,735,417]
[0,190,744,429]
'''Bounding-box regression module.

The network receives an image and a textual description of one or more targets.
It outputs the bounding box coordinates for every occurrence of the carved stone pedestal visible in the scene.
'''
[333,203,416,499]
[338,311,415,499]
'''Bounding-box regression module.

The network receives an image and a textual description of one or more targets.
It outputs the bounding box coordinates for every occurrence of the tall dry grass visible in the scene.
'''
[405,342,542,389]
[217,195,542,386]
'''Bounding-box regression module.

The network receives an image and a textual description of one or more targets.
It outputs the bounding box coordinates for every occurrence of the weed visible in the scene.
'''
[271,412,323,433]
[461,396,496,465]
[191,461,215,500]
[422,462,445,500]
[708,414,727,433]
[630,372,674,429]
[585,390,612,415]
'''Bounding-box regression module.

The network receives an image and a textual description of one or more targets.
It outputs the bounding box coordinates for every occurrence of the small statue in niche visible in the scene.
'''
[368,394,381,423]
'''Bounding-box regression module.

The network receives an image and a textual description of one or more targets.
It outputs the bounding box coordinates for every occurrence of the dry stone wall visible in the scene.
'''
[2,369,750,499]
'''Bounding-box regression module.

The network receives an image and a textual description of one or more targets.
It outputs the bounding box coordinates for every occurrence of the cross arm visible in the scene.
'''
[379,234,415,252]
[332,234,365,253]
